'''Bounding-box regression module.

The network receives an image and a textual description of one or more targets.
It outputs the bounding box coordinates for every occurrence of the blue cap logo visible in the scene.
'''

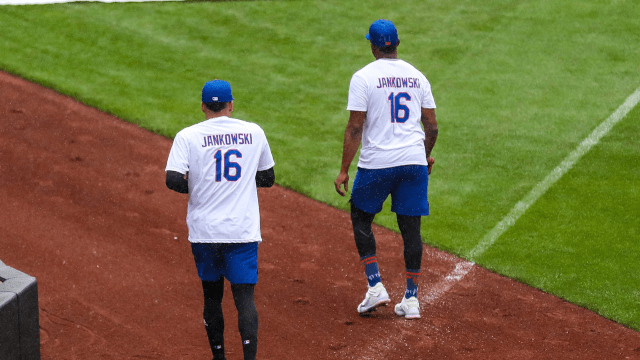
[365,19,398,47]
[202,80,234,103]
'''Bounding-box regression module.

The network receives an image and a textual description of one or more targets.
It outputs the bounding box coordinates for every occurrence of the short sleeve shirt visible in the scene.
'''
[347,59,436,169]
[165,116,275,243]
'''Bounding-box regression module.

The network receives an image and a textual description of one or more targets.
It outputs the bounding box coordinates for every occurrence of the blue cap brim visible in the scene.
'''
[365,33,370,40]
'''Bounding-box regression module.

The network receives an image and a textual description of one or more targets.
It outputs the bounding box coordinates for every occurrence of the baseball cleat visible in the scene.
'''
[357,282,391,314]
[394,296,420,319]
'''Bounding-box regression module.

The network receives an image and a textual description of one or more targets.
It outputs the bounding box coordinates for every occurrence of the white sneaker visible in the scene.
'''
[394,296,420,319]
[357,282,390,314]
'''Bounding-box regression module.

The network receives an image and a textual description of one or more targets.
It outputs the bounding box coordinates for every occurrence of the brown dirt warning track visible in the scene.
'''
[1,71,640,359]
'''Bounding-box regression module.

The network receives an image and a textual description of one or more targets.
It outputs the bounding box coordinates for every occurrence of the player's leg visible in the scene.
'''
[351,202,379,285]
[397,214,423,299]
[230,284,258,360]
[390,165,429,319]
[202,278,227,360]
[351,167,393,282]
[394,214,423,319]
[223,242,259,360]
[191,243,228,358]
[351,202,390,314]
[350,167,393,314]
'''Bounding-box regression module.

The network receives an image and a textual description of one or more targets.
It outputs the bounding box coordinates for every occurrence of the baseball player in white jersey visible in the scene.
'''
[334,19,439,319]
[165,80,275,360]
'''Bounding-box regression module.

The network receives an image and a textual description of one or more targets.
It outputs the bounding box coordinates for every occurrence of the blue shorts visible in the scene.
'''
[190,242,259,284]
[351,165,430,216]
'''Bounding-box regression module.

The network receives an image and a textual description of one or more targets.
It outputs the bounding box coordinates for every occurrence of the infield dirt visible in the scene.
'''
[1,71,639,359]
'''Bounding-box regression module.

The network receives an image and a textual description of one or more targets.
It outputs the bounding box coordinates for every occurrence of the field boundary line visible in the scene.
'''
[469,85,640,261]
[422,84,640,304]
[423,261,475,304]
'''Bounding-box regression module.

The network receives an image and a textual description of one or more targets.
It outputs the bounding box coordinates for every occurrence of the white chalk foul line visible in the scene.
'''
[422,85,640,304]
[422,261,475,304]
[469,85,640,261]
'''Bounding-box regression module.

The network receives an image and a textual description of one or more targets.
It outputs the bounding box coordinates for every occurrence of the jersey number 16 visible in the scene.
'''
[388,92,411,123]
[213,149,242,182]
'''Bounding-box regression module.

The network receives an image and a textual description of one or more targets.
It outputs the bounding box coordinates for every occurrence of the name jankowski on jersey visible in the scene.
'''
[376,77,420,89]
[201,133,253,148]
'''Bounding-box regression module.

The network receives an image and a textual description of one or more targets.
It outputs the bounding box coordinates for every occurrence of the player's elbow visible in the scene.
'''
[425,124,438,134]
[347,123,363,138]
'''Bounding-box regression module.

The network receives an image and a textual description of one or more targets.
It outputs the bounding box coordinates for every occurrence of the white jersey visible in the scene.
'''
[347,59,436,169]
[165,116,275,243]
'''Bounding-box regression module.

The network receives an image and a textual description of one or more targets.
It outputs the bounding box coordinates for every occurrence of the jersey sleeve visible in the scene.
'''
[346,72,369,112]
[420,75,437,109]
[165,130,190,174]
[257,130,275,171]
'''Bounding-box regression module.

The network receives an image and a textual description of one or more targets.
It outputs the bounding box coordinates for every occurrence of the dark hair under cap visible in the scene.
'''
[204,101,229,113]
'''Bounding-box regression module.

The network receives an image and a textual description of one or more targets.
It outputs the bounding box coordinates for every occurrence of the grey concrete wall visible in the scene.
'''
[0,262,40,360]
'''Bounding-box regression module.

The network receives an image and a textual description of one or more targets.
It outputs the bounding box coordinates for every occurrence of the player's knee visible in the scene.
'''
[397,215,421,237]
[351,202,375,224]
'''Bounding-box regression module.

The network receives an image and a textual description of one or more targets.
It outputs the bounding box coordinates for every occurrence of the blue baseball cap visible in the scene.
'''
[202,80,234,103]
[365,19,399,47]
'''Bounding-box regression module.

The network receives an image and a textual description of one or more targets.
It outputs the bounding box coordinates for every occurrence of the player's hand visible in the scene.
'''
[427,156,435,175]
[334,171,349,196]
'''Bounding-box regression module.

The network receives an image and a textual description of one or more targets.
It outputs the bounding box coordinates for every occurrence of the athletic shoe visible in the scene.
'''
[357,282,390,314]
[394,296,420,319]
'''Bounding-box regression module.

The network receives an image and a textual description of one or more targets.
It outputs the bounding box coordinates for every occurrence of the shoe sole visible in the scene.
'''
[400,313,421,319]
[358,299,391,314]
[395,306,420,319]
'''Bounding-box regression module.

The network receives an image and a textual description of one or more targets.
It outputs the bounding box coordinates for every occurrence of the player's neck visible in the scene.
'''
[373,51,398,60]
[204,110,231,120]
[200,100,233,120]
[203,103,233,119]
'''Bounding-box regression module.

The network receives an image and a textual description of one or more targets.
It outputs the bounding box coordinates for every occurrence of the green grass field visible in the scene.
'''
[1,0,639,329]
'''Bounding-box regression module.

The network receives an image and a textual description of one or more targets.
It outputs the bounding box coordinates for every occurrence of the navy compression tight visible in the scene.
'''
[202,279,258,360]
[350,202,423,270]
